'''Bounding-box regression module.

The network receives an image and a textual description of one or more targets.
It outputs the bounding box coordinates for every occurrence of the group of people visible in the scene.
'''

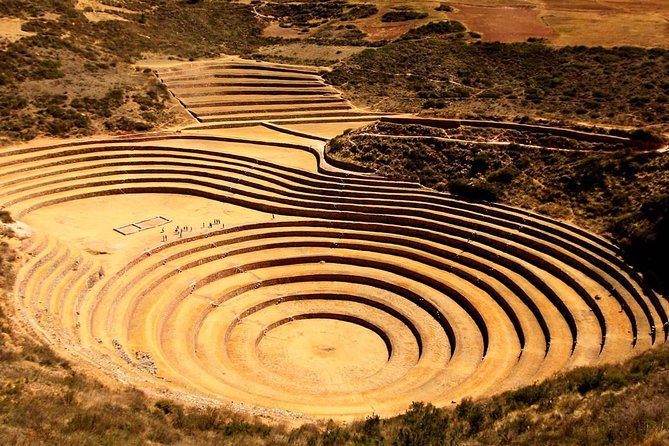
[201,219,225,229]
[160,219,224,243]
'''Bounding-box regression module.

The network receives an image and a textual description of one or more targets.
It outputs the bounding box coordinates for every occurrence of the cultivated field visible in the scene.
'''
[2,58,667,422]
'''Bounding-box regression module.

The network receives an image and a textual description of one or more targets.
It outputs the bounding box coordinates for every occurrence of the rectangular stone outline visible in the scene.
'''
[114,216,171,236]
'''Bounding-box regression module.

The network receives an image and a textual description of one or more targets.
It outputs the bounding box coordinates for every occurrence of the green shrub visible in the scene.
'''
[488,166,519,183]
[354,415,384,445]
[394,402,449,446]
[64,405,144,435]
[155,399,182,416]
[28,59,64,80]
[456,398,485,433]
[629,129,665,147]
[341,4,378,20]
[449,178,498,201]
[506,382,551,408]
[0,211,13,224]
[322,421,351,445]
[569,368,605,395]
[105,117,152,132]
[43,106,90,136]
[435,4,453,12]
[422,98,446,109]
[402,20,466,40]
[381,10,428,22]
[147,424,181,444]
[470,153,490,174]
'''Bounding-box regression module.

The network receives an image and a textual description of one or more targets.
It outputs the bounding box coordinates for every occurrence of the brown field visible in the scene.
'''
[2,58,666,423]
[450,0,669,46]
[447,3,557,42]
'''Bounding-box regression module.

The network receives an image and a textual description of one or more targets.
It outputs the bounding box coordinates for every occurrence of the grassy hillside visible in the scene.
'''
[0,0,267,145]
[325,38,669,128]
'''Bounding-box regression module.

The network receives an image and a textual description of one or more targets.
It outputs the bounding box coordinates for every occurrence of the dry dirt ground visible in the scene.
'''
[1,57,667,423]
[0,18,35,44]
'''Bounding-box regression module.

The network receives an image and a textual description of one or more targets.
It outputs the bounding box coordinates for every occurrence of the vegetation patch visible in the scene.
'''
[309,23,369,46]
[435,3,453,12]
[400,20,467,40]
[381,9,428,23]
[259,0,378,29]
[326,40,669,127]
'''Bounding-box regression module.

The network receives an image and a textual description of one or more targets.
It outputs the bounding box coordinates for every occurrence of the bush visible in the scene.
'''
[435,4,453,12]
[43,106,90,136]
[342,4,378,20]
[354,415,384,445]
[448,178,499,201]
[64,405,143,435]
[629,129,665,148]
[506,382,551,408]
[71,88,125,118]
[401,20,467,40]
[488,166,518,183]
[28,59,64,80]
[381,10,428,22]
[395,402,449,446]
[568,368,605,395]
[155,399,182,416]
[456,398,485,433]
[470,153,490,174]
[422,99,446,109]
[322,421,351,445]
[105,117,152,132]
[0,211,13,224]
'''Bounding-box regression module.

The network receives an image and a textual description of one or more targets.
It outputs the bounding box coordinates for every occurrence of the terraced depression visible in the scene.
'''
[3,58,667,421]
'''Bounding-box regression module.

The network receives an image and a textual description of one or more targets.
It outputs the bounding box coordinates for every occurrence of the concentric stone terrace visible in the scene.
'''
[156,57,388,129]
[3,59,667,420]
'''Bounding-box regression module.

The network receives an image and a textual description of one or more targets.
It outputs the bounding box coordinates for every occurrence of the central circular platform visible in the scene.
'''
[257,316,390,386]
